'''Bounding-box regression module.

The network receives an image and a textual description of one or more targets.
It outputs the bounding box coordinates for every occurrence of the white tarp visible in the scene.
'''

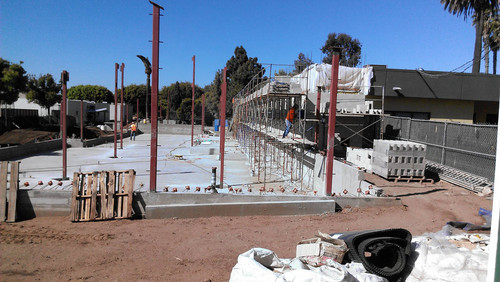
[291,64,373,95]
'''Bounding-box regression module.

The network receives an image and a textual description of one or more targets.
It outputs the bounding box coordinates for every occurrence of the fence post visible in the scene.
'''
[441,121,448,165]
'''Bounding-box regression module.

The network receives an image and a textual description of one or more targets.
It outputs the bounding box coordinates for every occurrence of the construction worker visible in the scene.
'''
[283,104,298,138]
[130,122,137,141]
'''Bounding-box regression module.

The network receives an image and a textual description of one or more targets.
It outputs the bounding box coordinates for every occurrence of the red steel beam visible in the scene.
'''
[201,93,205,133]
[149,1,163,192]
[114,63,118,158]
[220,67,227,189]
[120,63,125,149]
[191,55,195,147]
[325,52,340,195]
[80,99,83,141]
[61,70,68,180]
[136,98,139,121]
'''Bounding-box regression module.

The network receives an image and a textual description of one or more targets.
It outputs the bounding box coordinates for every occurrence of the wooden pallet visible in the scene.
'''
[0,161,20,223]
[71,169,135,222]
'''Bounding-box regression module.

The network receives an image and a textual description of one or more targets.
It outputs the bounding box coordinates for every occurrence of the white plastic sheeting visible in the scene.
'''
[291,64,373,95]
[408,229,489,282]
[229,229,489,282]
[229,248,386,282]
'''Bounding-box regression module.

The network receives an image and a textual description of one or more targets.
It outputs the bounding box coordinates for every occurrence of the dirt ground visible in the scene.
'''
[0,175,492,281]
[0,127,113,146]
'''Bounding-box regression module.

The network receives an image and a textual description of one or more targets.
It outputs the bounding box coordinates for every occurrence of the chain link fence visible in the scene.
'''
[383,116,497,181]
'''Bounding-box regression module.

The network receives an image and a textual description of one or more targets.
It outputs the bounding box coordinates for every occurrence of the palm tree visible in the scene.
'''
[486,9,500,74]
[441,0,499,73]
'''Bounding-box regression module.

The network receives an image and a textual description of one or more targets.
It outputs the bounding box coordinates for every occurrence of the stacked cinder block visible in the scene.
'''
[372,140,426,179]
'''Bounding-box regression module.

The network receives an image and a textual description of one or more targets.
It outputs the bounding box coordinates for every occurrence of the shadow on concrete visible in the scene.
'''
[132,192,146,219]
[16,190,36,221]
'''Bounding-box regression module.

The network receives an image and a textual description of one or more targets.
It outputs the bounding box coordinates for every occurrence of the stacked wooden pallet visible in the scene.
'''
[0,161,19,223]
[71,169,135,222]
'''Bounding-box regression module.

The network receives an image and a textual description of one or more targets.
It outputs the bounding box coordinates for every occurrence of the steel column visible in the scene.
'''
[191,55,195,147]
[120,63,125,149]
[61,70,69,180]
[149,0,163,192]
[114,63,118,158]
[220,67,227,189]
[201,93,205,133]
[80,99,83,141]
[325,51,340,196]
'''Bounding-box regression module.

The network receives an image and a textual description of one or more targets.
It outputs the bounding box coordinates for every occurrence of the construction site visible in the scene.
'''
[0,59,496,281]
[2,1,499,281]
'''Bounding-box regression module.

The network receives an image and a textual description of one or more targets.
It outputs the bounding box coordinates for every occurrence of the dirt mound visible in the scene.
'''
[0,126,115,146]
[0,129,58,146]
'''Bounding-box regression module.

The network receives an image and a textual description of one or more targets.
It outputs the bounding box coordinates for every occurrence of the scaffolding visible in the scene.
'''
[233,63,380,194]
[233,64,318,192]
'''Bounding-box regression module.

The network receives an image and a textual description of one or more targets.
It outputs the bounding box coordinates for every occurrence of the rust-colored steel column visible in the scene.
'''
[201,93,205,133]
[166,89,170,121]
[113,63,118,158]
[120,63,125,149]
[136,98,139,120]
[220,67,227,189]
[149,0,163,192]
[80,99,83,141]
[191,55,195,147]
[61,70,69,180]
[315,86,321,144]
[325,51,340,195]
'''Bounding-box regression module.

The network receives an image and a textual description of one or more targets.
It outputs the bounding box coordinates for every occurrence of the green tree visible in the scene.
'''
[484,7,500,74]
[203,70,223,121]
[159,82,203,121]
[294,53,313,74]
[224,46,263,117]
[441,0,499,73]
[67,85,113,103]
[124,84,147,118]
[26,74,61,116]
[0,58,28,105]
[321,33,362,67]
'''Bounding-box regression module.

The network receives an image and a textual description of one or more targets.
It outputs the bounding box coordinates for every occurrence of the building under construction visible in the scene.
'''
[232,61,381,196]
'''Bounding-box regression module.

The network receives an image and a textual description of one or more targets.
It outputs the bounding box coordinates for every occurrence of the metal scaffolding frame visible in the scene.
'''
[233,64,317,192]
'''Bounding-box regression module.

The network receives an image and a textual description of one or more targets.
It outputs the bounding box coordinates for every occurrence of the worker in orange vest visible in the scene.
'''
[130,122,137,141]
[283,104,298,138]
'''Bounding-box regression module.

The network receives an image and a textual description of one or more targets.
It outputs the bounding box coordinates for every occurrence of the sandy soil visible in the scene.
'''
[0,175,492,281]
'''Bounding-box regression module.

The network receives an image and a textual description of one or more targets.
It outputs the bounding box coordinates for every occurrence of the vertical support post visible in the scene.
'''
[325,51,340,196]
[220,67,227,189]
[113,63,118,158]
[120,63,125,149]
[149,1,163,192]
[487,90,500,281]
[80,99,83,141]
[201,93,205,133]
[441,122,448,164]
[61,70,69,180]
[191,55,196,147]
[136,98,139,121]
[315,86,321,144]
[167,89,170,121]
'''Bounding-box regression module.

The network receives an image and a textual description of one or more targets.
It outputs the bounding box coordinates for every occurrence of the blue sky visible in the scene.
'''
[1,0,485,91]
